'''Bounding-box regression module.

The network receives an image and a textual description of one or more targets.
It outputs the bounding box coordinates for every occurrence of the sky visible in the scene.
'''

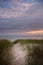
[0,0,43,41]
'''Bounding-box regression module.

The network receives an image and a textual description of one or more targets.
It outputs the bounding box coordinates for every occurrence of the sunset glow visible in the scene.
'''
[26,30,43,35]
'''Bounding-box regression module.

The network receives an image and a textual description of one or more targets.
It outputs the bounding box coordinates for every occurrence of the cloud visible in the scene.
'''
[21,3,32,7]
[0,0,43,18]
[0,0,43,40]
[32,0,43,5]
[0,0,43,31]
[0,0,33,18]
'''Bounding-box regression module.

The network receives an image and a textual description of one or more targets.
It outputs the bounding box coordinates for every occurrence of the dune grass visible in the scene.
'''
[14,39,43,44]
[0,39,43,65]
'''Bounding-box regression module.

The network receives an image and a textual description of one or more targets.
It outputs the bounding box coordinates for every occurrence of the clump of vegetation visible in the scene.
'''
[32,46,43,65]
[0,39,13,65]
[0,39,13,53]
[25,44,43,65]
[14,39,43,44]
